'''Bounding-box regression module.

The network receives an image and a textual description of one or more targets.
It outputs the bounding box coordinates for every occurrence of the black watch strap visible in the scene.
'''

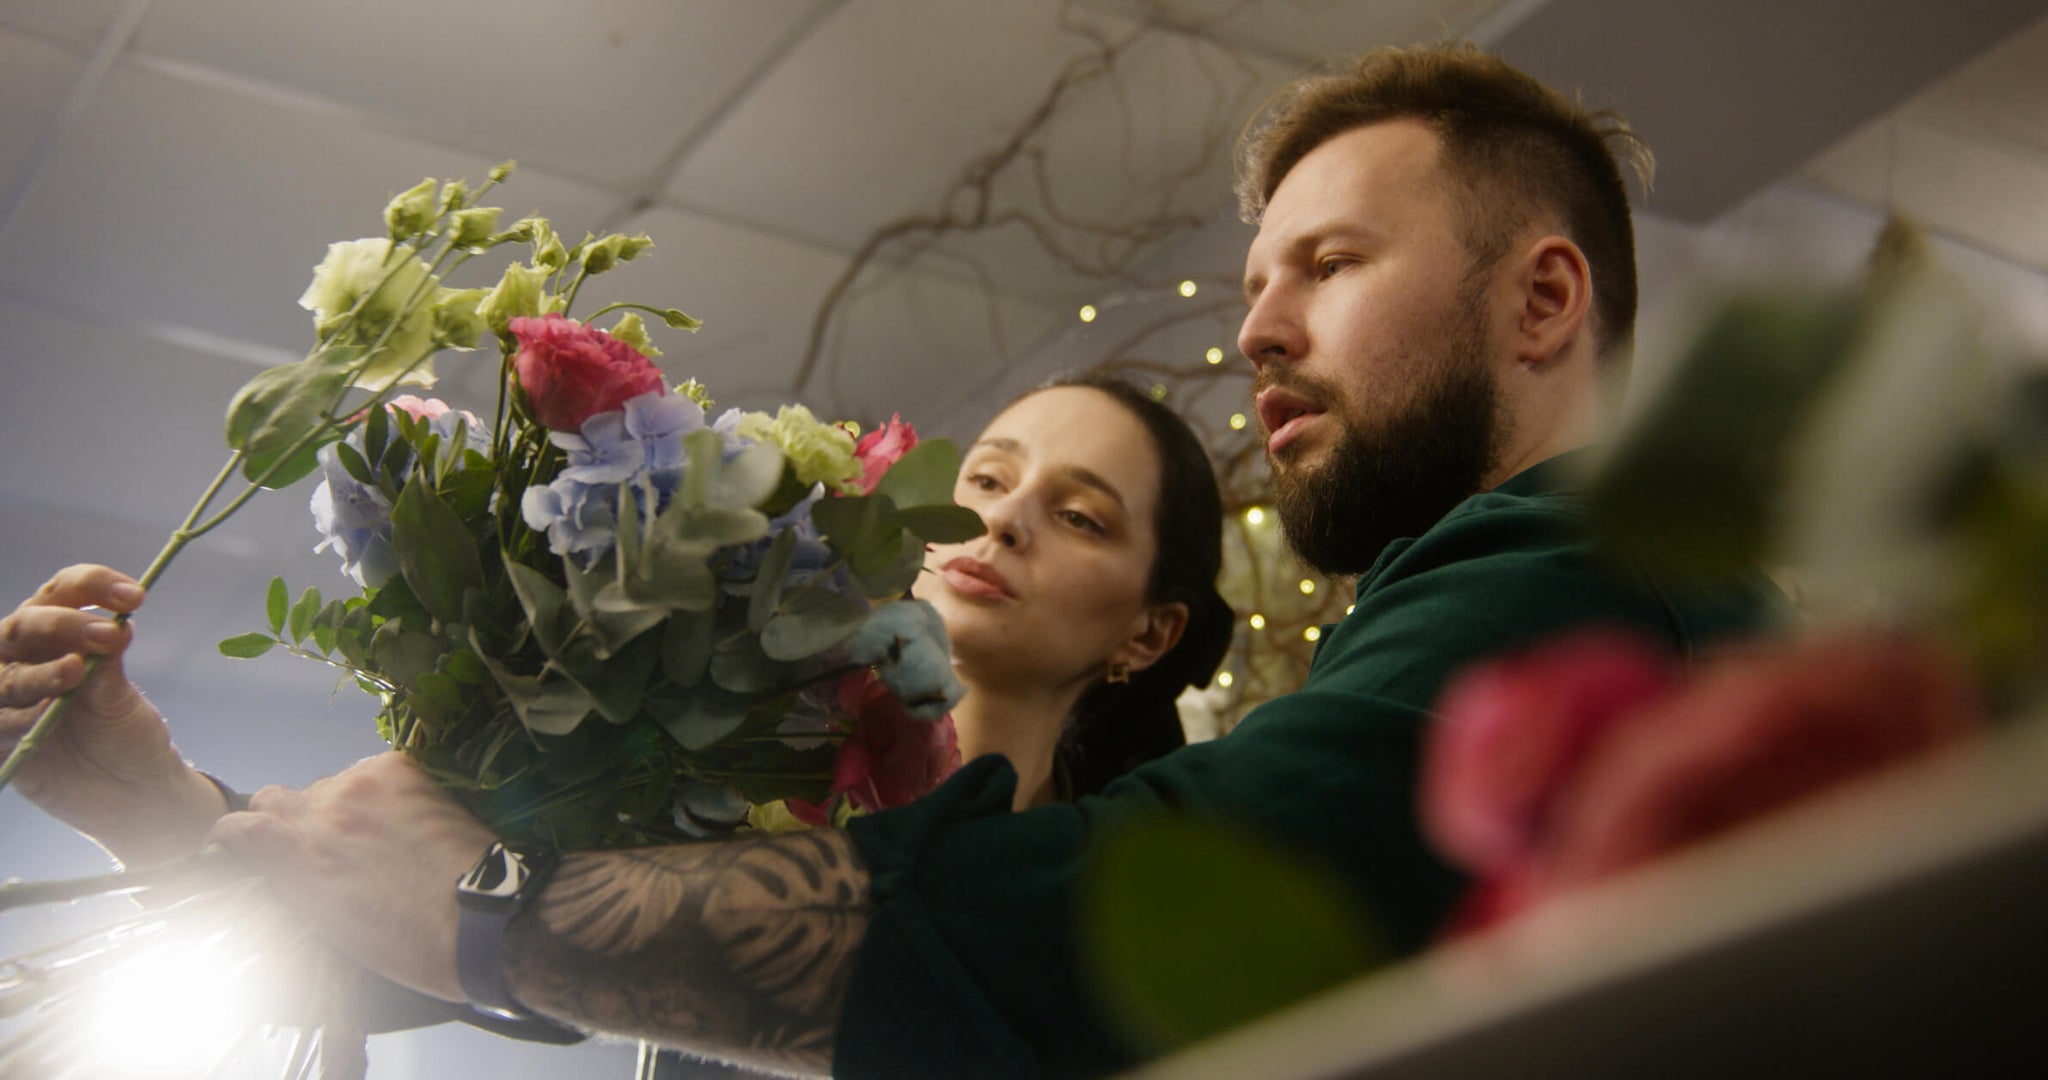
[455,842,558,1021]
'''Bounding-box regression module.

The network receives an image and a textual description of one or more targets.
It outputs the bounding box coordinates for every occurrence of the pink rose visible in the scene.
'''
[1421,629,1677,877]
[510,313,664,431]
[1423,631,1980,934]
[852,413,918,495]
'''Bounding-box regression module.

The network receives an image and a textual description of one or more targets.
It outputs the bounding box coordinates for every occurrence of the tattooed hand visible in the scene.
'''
[211,751,873,1076]
[506,829,872,1077]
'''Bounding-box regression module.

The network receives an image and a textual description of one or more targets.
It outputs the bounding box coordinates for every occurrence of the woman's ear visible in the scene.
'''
[1118,601,1190,674]
[1512,235,1592,369]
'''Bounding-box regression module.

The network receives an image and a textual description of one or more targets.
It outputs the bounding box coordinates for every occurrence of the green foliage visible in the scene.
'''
[222,350,355,487]
[1080,816,1386,1055]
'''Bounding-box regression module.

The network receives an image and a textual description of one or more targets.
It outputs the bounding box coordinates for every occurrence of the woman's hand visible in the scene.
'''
[0,564,226,865]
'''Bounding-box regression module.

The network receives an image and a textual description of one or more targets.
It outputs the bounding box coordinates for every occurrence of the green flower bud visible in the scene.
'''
[661,307,703,331]
[383,178,439,241]
[488,160,516,184]
[676,378,714,412]
[607,311,660,357]
[437,179,469,214]
[449,207,502,251]
[618,233,654,262]
[535,232,568,271]
[477,262,550,339]
[432,287,489,350]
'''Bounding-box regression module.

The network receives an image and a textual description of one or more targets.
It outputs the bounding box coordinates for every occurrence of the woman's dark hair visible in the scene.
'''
[1028,374,1236,797]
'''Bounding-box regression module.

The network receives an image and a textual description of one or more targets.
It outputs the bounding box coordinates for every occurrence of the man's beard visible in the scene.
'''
[1265,300,1505,577]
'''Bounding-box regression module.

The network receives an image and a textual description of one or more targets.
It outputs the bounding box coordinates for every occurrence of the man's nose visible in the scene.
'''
[1238,290,1305,371]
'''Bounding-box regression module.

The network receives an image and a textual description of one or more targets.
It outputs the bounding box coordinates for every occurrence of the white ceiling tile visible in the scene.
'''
[0,0,128,47]
[1890,123,2048,275]
[594,201,1064,426]
[665,0,1143,253]
[1910,11,2048,155]
[128,0,829,189]
[0,30,81,190]
[0,61,620,352]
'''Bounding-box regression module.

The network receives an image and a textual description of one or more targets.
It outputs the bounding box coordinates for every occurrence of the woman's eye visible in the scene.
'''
[1059,509,1106,534]
[964,473,1001,492]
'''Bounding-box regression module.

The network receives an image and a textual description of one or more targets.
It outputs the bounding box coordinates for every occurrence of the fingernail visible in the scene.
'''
[85,621,121,646]
[110,583,144,606]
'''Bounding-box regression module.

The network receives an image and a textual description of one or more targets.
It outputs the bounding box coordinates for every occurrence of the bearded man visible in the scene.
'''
[0,42,1777,1080]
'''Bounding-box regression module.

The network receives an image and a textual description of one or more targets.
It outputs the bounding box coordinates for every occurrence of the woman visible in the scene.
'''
[928,374,1234,808]
[0,375,1232,865]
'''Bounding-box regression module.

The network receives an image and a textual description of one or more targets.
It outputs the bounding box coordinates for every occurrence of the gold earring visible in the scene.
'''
[1106,661,1130,684]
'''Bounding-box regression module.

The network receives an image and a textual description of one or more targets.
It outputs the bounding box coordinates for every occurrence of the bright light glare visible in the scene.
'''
[1244,507,1266,526]
[1248,613,1266,630]
[1206,347,1224,364]
[1304,626,1322,642]
[1217,671,1234,688]
[1078,304,1098,322]
[1299,579,1316,595]
[1178,280,1198,297]
[74,933,260,1078]
[1229,413,1247,430]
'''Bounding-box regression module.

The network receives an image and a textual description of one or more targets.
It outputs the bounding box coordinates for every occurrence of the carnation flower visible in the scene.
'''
[511,313,666,431]
[789,670,962,825]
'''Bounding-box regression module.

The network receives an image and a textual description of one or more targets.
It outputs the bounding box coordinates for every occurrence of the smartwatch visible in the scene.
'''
[455,840,560,1021]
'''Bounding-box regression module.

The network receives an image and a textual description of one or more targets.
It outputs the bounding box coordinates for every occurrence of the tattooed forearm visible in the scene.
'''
[501,828,872,1077]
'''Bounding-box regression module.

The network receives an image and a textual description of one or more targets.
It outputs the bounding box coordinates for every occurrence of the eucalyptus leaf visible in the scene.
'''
[1079,816,1386,1055]
[370,621,445,691]
[476,655,595,737]
[647,686,754,750]
[661,606,716,688]
[894,504,985,544]
[505,562,570,656]
[335,440,376,486]
[218,632,278,659]
[748,528,801,633]
[761,587,872,660]
[874,437,961,508]
[707,441,785,511]
[392,476,485,622]
[709,635,789,694]
[848,530,923,599]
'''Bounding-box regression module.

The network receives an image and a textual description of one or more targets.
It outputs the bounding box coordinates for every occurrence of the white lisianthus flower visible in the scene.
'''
[735,405,861,493]
[298,238,443,389]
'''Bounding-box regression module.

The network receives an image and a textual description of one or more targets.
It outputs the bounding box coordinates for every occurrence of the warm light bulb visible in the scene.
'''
[1244,507,1265,526]
[1149,384,1168,401]
[1079,304,1098,322]
[1206,347,1224,365]
[1229,413,1248,430]
[1248,613,1266,630]
[1299,579,1316,595]
[1304,626,1321,642]
[1217,671,1234,688]
[1178,280,1198,297]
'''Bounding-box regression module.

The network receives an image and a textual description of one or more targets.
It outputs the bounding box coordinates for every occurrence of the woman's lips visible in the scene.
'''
[941,557,1015,601]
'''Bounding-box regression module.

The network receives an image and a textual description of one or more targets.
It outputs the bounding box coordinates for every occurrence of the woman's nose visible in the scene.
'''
[980,496,1030,551]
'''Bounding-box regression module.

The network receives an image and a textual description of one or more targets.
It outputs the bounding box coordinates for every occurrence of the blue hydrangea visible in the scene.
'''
[520,474,618,563]
[309,442,398,587]
[523,391,715,564]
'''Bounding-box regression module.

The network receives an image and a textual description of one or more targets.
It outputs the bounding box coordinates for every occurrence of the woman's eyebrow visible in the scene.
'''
[968,437,1128,513]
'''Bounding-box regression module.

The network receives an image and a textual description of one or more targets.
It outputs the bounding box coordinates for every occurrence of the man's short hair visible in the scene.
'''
[1235,42,1652,363]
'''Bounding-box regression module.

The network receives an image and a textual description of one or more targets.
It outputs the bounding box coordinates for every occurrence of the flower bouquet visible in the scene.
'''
[0,164,979,1075]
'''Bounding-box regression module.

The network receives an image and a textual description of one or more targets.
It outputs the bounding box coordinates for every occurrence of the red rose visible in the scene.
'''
[510,313,665,431]
[1422,629,1677,876]
[852,413,918,494]
[829,669,960,813]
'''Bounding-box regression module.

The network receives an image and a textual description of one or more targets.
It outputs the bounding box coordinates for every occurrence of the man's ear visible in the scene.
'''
[1117,601,1190,674]
[1512,235,1593,369]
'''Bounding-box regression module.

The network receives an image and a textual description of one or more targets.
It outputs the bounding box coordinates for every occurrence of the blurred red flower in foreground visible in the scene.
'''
[1423,629,1980,934]
[852,413,918,495]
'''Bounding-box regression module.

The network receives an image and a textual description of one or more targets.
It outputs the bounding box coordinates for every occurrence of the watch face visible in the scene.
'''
[459,842,533,900]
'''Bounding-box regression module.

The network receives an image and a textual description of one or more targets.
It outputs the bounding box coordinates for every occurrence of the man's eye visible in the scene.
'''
[1316,257,1349,279]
